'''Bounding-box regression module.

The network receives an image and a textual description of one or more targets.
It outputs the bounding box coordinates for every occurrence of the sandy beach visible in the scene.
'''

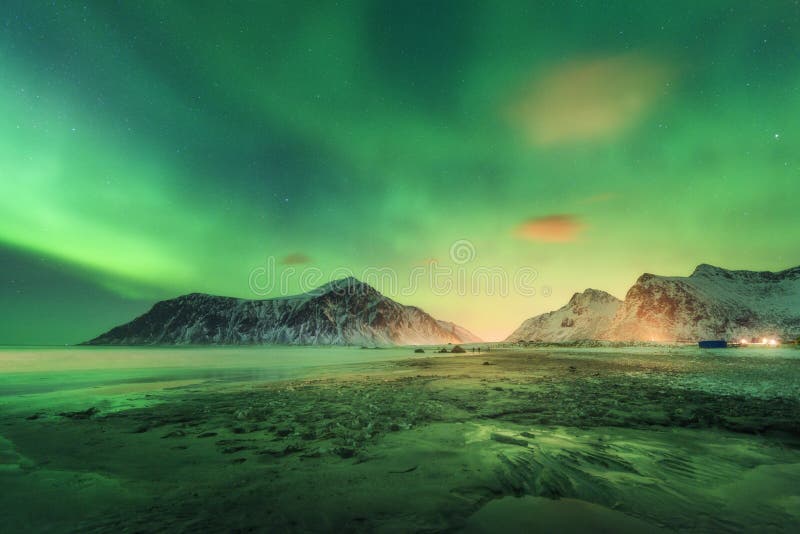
[1,346,799,532]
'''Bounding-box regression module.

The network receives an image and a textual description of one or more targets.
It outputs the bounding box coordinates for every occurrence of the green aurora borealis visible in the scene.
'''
[2,1,799,344]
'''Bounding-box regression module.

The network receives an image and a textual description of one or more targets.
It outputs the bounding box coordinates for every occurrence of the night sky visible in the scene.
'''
[2,1,799,344]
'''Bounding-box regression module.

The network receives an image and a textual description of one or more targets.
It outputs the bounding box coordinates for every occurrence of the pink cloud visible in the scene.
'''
[509,54,673,146]
[515,215,585,243]
[281,253,312,265]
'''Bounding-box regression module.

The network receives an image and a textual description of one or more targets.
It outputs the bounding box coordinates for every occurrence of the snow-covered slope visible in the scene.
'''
[604,264,800,342]
[85,278,481,346]
[436,320,482,343]
[505,289,622,342]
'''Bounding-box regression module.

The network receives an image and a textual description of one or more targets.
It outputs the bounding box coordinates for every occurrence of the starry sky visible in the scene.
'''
[2,1,799,344]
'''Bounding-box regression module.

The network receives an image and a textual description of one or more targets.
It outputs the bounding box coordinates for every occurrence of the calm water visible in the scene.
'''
[0,345,443,399]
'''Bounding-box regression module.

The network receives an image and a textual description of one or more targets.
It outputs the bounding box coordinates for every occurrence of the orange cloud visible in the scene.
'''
[515,215,585,243]
[281,253,312,265]
[510,54,672,146]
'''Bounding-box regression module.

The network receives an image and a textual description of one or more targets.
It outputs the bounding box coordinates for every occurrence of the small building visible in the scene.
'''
[699,340,727,349]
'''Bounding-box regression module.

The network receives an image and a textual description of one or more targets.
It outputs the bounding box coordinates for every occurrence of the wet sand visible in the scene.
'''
[1,346,799,532]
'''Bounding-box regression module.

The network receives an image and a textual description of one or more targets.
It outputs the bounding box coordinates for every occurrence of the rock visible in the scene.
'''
[58,407,99,420]
[535,466,574,498]
[258,442,304,457]
[388,465,418,474]
[334,446,356,458]
[221,446,248,454]
[275,427,293,437]
[490,432,529,447]
[284,442,304,455]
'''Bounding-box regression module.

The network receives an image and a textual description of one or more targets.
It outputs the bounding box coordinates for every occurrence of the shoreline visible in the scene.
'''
[1,348,799,531]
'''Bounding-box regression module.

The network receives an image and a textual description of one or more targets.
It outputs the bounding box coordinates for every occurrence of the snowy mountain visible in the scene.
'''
[506,264,800,343]
[85,277,481,346]
[505,289,622,342]
[604,264,800,342]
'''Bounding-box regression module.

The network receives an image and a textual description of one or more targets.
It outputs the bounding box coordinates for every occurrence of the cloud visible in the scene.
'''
[515,215,585,243]
[510,54,672,146]
[281,253,312,265]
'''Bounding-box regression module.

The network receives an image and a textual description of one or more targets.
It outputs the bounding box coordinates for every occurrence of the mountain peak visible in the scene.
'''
[691,264,728,277]
[568,288,620,306]
[690,264,800,281]
[507,288,623,343]
[309,277,377,296]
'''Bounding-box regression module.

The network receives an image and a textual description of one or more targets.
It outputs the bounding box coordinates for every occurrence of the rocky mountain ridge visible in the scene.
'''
[507,264,800,342]
[86,277,481,346]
